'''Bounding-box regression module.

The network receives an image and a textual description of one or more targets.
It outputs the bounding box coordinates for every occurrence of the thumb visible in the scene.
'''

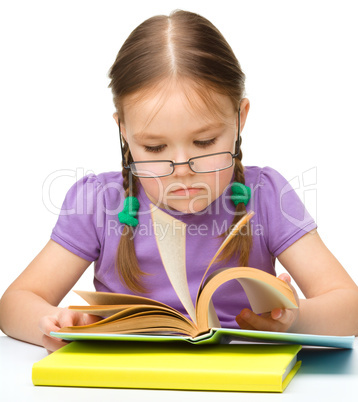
[278,273,300,306]
[278,273,291,283]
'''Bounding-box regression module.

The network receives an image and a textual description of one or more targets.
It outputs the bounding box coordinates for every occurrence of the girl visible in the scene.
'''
[0,10,357,353]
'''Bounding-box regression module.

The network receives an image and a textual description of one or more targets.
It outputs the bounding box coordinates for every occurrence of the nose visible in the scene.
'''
[171,148,194,177]
[170,160,192,175]
[171,160,195,177]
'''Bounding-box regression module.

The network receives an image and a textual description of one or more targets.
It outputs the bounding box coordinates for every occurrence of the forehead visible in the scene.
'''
[121,79,236,133]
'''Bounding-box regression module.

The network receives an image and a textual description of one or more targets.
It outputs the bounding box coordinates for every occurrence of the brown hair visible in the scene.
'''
[108,10,252,293]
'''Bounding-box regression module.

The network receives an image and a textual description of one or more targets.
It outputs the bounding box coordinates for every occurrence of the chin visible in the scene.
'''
[163,198,214,215]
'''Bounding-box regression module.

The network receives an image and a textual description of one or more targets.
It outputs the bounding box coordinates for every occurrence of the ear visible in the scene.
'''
[238,98,250,133]
[113,112,127,141]
[113,112,119,126]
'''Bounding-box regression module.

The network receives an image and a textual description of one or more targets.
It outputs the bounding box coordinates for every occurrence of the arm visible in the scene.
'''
[236,230,358,336]
[0,239,97,350]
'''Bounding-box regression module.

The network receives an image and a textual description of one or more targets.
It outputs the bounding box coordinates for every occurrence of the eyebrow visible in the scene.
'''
[191,122,226,135]
[133,133,166,141]
[133,122,226,140]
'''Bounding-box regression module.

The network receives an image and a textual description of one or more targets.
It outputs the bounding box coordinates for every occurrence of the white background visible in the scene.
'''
[1,0,357,311]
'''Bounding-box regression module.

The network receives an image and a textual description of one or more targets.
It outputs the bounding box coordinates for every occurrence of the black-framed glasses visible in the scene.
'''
[119,111,241,178]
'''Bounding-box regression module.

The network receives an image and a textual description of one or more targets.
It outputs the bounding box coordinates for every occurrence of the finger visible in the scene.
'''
[60,309,101,327]
[42,334,69,354]
[271,308,295,326]
[236,309,273,331]
[238,309,282,332]
[58,309,79,328]
[235,312,256,330]
[278,273,300,306]
[80,313,103,326]
[38,315,62,337]
[271,308,283,320]
[278,273,291,283]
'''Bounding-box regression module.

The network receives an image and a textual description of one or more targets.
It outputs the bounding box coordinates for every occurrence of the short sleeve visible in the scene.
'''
[51,174,104,261]
[257,167,317,257]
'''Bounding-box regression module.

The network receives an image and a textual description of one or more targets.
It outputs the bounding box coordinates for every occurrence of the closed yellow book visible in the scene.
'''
[32,341,301,392]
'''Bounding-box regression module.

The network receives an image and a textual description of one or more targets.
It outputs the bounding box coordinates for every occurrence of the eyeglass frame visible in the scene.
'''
[118,109,241,178]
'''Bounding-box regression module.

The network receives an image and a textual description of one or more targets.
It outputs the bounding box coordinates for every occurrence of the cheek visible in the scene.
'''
[138,177,165,200]
[204,168,234,195]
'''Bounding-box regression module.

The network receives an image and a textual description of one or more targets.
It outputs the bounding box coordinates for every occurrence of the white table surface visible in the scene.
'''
[1,334,357,402]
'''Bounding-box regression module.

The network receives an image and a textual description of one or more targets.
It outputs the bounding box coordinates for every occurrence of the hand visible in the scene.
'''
[39,308,100,353]
[235,273,300,332]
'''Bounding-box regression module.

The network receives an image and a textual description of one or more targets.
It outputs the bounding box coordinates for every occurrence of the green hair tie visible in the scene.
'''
[231,182,251,206]
[118,196,140,227]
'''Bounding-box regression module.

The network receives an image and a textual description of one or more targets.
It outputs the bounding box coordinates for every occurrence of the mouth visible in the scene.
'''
[169,187,204,197]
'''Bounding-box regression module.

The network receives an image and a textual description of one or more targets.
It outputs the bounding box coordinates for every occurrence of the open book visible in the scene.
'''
[53,206,354,349]
[57,208,296,337]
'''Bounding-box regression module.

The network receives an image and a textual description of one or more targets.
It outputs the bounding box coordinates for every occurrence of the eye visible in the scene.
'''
[194,138,217,148]
[144,144,167,153]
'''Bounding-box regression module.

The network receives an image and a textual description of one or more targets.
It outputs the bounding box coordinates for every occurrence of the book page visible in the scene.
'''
[195,211,255,304]
[74,290,170,308]
[60,304,198,337]
[150,205,197,324]
[236,278,297,314]
[195,212,254,329]
[196,267,297,333]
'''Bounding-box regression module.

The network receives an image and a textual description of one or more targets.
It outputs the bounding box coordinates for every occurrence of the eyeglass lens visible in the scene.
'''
[130,152,233,177]
[190,152,233,173]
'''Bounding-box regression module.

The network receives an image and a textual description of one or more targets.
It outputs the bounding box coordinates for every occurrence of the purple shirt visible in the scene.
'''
[51,166,316,328]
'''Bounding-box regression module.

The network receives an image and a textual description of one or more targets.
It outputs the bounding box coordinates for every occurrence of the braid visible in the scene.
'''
[218,138,253,266]
[116,142,149,294]
[122,143,137,197]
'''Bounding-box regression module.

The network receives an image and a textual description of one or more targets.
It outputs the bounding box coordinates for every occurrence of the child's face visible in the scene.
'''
[118,81,248,214]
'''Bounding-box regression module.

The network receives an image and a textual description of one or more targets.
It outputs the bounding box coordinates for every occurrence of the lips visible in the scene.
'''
[169,187,203,196]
